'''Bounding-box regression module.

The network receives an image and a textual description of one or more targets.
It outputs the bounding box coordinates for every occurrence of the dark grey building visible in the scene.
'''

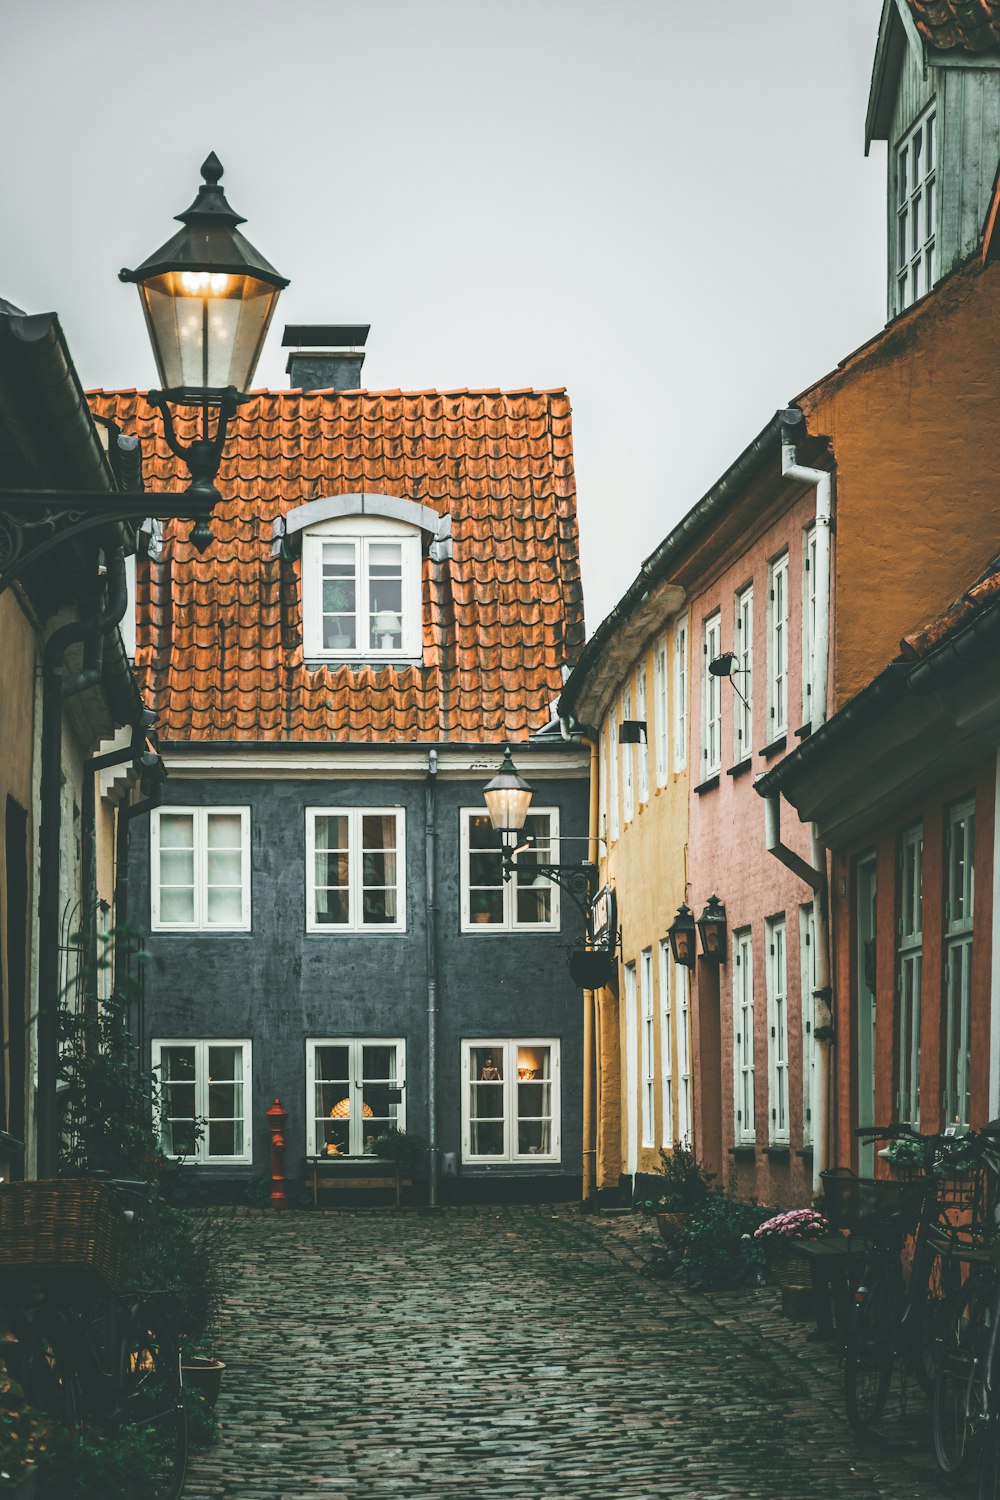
[95,336,590,1200]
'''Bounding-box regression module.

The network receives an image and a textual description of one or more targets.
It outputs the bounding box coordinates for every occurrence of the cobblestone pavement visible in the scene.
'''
[185,1205,949,1500]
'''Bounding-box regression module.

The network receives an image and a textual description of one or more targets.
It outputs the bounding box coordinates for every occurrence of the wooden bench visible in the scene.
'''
[304,1157,412,1208]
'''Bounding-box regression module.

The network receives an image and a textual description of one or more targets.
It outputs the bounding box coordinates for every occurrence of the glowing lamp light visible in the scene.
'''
[483,745,535,833]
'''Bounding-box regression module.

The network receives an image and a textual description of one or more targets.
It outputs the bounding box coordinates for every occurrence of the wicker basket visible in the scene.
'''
[765,1243,812,1292]
[0,1179,126,1289]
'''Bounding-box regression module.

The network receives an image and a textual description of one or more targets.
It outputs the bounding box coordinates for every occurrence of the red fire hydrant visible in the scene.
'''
[266,1097,289,1210]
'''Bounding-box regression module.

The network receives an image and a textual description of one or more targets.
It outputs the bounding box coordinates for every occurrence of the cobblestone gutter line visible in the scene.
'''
[183,1206,946,1500]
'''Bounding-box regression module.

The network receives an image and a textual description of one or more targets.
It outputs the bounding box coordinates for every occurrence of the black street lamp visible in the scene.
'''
[667,903,697,969]
[697,894,728,962]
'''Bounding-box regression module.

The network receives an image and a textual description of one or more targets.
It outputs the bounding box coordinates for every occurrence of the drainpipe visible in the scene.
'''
[426,748,439,1206]
[581,735,599,1201]
[37,547,128,1179]
[776,410,834,1197]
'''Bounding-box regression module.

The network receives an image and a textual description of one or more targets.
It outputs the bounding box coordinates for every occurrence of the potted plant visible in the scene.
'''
[752,1207,830,1290]
[642,1144,714,1244]
[880,1134,925,1178]
[0,1369,49,1498]
[372,1127,428,1205]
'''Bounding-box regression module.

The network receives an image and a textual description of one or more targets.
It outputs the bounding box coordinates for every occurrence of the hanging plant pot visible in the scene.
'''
[181,1356,226,1411]
[567,948,614,989]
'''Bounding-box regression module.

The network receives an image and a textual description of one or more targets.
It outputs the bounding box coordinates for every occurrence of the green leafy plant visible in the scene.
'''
[641,1144,715,1214]
[372,1127,427,1174]
[883,1135,925,1168]
[0,1367,50,1485]
[39,1420,173,1499]
[676,1192,767,1289]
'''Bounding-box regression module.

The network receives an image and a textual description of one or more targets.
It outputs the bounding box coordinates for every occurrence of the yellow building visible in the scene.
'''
[560,574,689,1195]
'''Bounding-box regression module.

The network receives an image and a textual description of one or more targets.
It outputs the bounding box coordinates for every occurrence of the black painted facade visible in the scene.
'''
[131,758,589,1199]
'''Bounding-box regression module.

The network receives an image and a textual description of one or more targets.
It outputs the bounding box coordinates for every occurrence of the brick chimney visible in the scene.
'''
[283,324,370,391]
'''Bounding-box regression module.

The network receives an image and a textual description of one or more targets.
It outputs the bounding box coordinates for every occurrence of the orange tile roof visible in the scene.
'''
[88,388,584,743]
[901,553,1000,656]
[905,0,1000,51]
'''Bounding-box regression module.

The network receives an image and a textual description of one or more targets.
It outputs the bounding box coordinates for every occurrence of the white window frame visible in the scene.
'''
[621,684,634,823]
[894,104,937,315]
[640,948,654,1148]
[767,553,789,740]
[598,724,608,840]
[654,636,669,787]
[302,515,422,661]
[944,798,975,1126]
[897,823,923,1127]
[305,1037,406,1157]
[609,705,620,841]
[701,612,722,778]
[152,1038,252,1165]
[460,1038,561,1163]
[624,963,639,1175]
[676,961,691,1148]
[460,808,560,933]
[734,584,753,764]
[766,917,789,1145]
[636,664,649,806]
[800,904,817,1148]
[801,524,817,727]
[734,929,755,1145]
[659,940,674,1148]
[673,615,688,771]
[151,806,251,933]
[305,807,406,934]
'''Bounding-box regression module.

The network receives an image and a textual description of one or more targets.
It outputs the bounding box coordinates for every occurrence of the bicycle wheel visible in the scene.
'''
[909,1242,963,1392]
[932,1276,992,1477]
[845,1276,894,1433]
[118,1307,188,1500]
[979,1418,1000,1500]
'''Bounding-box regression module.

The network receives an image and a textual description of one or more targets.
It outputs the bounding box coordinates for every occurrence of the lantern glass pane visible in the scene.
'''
[137,271,280,392]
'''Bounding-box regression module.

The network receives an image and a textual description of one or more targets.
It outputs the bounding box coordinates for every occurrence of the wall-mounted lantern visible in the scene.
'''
[697,894,728,963]
[667,903,697,969]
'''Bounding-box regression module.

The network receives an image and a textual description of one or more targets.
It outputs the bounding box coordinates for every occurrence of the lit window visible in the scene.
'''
[766,917,789,1145]
[734,584,753,763]
[895,106,937,314]
[702,612,722,777]
[151,807,250,932]
[302,516,421,660]
[461,810,559,932]
[153,1039,251,1164]
[306,1039,405,1157]
[461,1040,560,1162]
[897,824,923,1128]
[768,554,788,739]
[305,808,404,933]
[733,929,755,1145]
[944,799,974,1126]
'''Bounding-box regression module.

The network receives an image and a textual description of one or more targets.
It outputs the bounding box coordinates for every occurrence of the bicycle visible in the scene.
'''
[823,1123,974,1435]
[0,1175,188,1500]
[928,1122,1000,1487]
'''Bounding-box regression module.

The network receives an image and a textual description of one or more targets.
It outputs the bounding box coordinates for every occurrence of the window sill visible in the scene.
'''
[151,927,253,937]
[461,925,561,936]
[763,1145,791,1159]
[461,1161,564,1174]
[726,758,753,779]
[728,1145,756,1159]
[693,773,720,795]
[304,656,423,671]
[794,722,812,741]
[796,1147,814,1160]
[306,927,407,936]
[757,735,787,761]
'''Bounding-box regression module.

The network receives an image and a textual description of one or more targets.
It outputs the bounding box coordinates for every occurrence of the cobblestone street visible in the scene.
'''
[185,1206,947,1500]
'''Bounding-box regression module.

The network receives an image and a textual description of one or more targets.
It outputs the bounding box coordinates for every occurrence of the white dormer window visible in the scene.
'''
[302,515,421,661]
[895,106,937,314]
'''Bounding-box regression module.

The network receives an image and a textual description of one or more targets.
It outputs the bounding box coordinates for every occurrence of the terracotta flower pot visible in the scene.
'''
[181,1356,225,1411]
[656,1210,691,1245]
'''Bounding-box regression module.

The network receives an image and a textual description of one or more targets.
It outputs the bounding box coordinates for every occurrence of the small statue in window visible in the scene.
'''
[480,1057,501,1081]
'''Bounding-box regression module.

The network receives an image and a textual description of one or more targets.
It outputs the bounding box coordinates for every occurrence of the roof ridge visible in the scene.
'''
[86,385,569,399]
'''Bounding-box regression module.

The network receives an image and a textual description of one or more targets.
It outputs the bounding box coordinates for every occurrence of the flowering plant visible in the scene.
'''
[752,1208,829,1243]
[0,1366,50,1483]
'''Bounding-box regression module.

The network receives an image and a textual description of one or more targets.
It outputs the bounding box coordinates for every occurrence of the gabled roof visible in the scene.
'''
[867,0,1000,150]
[87,387,584,744]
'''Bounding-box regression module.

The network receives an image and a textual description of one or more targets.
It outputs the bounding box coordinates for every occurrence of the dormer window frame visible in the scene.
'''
[302,514,422,663]
[894,101,937,317]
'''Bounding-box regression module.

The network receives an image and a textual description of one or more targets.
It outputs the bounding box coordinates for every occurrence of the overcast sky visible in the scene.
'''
[2,0,886,631]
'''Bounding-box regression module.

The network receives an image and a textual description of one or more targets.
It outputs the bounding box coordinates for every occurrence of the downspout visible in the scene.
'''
[581,735,599,1201]
[774,409,834,1197]
[37,548,128,1178]
[426,748,439,1206]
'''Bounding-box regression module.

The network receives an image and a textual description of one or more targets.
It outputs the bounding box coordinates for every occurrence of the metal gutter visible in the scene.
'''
[559,412,786,725]
[907,597,1000,693]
